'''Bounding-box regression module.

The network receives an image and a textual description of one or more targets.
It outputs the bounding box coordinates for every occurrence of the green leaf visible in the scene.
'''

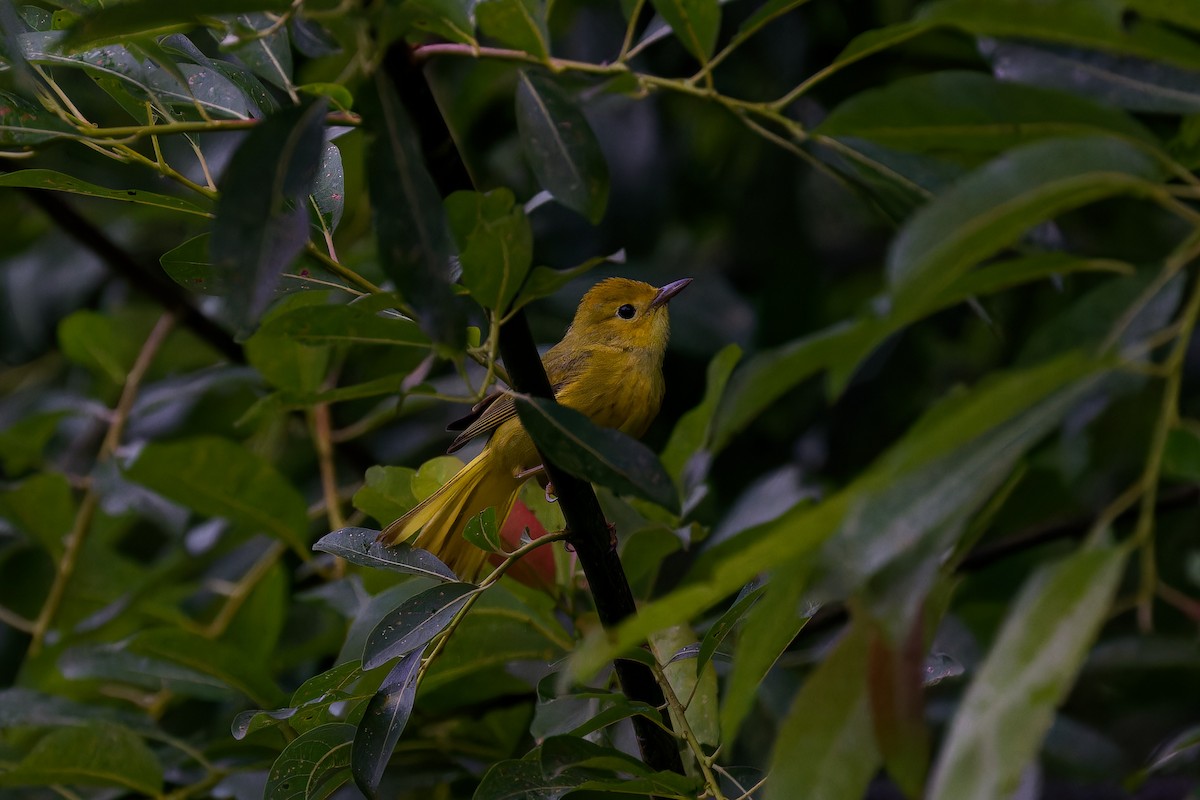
[696,582,763,676]
[712,321,864,453]
[649,624,719,749]
[1128,0,1200,32]
[60,645,243,701]
[515,71,610,224]
[353,465,418,526]
[58,310,140,384]
[886,135,1162,312]
[927,545,1127,800]
[0,411,67,476]
[816,71,1155,154]
[0,688,152,731]
[314,527,458,581]
[463,506,503,553]
[352,646,425,798]
[361,70,463,347]
[124,436,310,555]
[64,0,293,48]
[445,188,533,311]
[1162,424,1200,481]
[647,0,720,62]
[720,565,814,743]
[513,394,681,514]
[766,621,879,800]
[918,0,1200,71]
[128,628,284,707]
[290,663,369,734]
[361,582,477,670]
[0,169,213,216]
[411,455,466,500]
[265,722,355,800]
[0,722,162,795]
[512,251,625,311]
[982,39,1200,114]
[0,89,74,145]
[389,0,477,45]
[244,291,334,393]
[226,13,294,91]
[574,352,1109,678]
[211,99,328,331]
[0,471,75,557]
[232,707,298,740]
[256,299,430,350]
[311,141,345,232]
[476,0,549,59]
[738,0,813,36]
[661,343,741,503]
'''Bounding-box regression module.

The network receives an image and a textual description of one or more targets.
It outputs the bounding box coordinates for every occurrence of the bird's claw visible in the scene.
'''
[544,482,557,503]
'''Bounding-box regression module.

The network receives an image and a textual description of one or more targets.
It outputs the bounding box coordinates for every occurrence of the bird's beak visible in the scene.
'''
[649,278,692,309]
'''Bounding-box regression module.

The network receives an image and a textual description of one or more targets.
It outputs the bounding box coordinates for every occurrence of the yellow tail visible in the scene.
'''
[377,448,521,580]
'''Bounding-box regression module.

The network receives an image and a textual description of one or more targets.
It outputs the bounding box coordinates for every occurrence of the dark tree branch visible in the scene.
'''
[384,43,685,775]
[18,188,245,364]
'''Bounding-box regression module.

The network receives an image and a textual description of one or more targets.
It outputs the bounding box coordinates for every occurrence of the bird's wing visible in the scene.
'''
[446,391,518,453]
[445,346,592,453]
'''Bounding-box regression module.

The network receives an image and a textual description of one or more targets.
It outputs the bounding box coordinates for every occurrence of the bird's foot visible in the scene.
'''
[544,482,557,503]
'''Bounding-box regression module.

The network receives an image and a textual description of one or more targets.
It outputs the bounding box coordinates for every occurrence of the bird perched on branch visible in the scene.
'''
[378,277,692,579]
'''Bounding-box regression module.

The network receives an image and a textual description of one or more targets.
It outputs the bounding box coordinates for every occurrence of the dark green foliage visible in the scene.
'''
[2,0,1200,798]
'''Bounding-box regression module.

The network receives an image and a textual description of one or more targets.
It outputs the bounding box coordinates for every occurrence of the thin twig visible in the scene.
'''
[29,314,175,654]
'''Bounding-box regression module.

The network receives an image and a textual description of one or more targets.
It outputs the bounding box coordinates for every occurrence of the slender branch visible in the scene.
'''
[0,605,35,633]
[203,541,288,637]
[17,188,244,364]
[649,660,725,799]
[617,0,647,62]
[28,314,175,654]
[304,242,384,295]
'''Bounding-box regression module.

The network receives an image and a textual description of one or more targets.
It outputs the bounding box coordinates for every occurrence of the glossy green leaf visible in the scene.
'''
[886,135,1162,312]
[226,13,294,91]
[265,722,355,800]
[231,706,298,740]
[256,299,430,349]
[647,0,720,61]
[738,0,813,37]
[0,688,152,731]
[918,0,1200,71]
[463,506,503,553]
[476,0,549,59]
[290,663,370,735]
[313,527,458,581]
[695,582,763,676]
[0,169,212,216]
[390,0,477,45]
[352,646,425,798]
[574,352,1108,678]
[766,622,879,800]
[512,250,625,311]
[817,71,1155,153]
[361,70,462,347]
[445,188,533,311]
[928,545,1127,800]
[515,71,610,223]
[661,343,741,502]
[0,89,74,145]
[129,628,284,707]
[60,645,242,701]
[211,99,328,331]
[124,436,310,555]
[352,465,418,526]
[514,394,681,514]
[312,142,345,232]
[0,471,74,557]
[58,310,139,384]
[361,582,477,670]
[64,0,292,48]
[983,39,1200,114]
[650,624,719,749]
[712,321,865,453]
[0,722,162,795]
[721,565,813,743]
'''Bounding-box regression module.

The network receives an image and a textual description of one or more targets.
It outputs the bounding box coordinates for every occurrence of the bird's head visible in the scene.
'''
[563,277,692,356]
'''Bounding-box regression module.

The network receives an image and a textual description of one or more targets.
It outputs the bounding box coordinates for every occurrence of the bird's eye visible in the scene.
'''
[617,304,637,320]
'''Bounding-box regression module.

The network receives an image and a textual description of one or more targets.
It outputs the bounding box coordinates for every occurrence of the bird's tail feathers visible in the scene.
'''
[377,450,520,580]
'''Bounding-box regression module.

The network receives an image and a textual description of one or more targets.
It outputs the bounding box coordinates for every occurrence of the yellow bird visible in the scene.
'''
[378,277,692,579]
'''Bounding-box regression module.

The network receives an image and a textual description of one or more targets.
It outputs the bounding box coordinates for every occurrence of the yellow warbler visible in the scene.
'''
[378,277,691,579]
